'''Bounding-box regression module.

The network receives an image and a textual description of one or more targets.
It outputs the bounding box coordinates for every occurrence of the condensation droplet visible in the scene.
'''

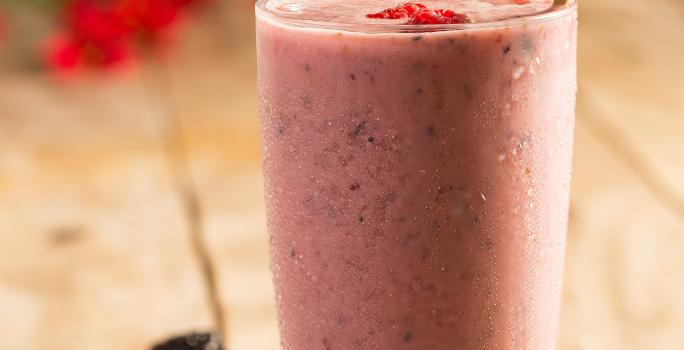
[512,66,526,80]
[498,153,507,162]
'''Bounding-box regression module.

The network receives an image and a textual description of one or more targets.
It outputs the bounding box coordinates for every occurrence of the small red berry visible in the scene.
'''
[367,2,471,25]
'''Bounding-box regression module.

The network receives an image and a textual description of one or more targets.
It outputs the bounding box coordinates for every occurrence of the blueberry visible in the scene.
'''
[151,333,224,350]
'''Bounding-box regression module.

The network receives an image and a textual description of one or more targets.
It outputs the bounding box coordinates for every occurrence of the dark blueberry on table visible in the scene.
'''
[151,332,224,350]
[503,44,512,55]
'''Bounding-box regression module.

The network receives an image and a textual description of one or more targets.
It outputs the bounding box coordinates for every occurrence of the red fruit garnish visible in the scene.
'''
[367,2,471,25]
[366,2,427,19]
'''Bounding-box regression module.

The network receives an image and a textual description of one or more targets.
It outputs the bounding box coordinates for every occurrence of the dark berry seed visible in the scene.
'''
[364,71,376,83]
[368,137,375,143]
[301,95,313,108]
[413,35,424,41]
[322,337,332,350]
[304,63,311,71]
[503,45,511,54]
[350,183,361,191]
[404,331,413,342]
[349,73,356,81]
[426,126,435,137]
[336,315,347,325]
[463,85,473,99]
[353,121,367,136]
[521,35,534,53]
[359,216,364,222]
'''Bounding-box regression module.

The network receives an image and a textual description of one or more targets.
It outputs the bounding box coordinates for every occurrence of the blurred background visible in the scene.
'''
[0,0,682,349]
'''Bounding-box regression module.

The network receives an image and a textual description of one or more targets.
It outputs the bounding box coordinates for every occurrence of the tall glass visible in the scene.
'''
[256,1,577,349]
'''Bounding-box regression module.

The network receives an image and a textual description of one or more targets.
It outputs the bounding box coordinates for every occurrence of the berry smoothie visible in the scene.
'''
[256,1,577,349]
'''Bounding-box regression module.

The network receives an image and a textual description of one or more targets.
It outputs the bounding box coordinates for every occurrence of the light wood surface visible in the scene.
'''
[0,1,683,349]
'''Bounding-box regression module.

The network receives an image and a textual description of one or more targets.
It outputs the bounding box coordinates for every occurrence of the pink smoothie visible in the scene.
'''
[256,1,577,349]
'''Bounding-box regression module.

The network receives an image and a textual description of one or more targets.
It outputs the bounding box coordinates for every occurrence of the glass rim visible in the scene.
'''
[255,0,577,34]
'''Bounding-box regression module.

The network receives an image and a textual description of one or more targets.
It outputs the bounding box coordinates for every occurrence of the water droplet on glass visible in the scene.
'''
[512,66,526,80]
[498,153,507,162]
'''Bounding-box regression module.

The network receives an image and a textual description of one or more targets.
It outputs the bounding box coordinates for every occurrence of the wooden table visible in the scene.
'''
[1,1,683,349]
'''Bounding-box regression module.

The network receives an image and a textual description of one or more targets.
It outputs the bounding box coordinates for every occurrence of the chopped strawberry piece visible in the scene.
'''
[367,2,471,25]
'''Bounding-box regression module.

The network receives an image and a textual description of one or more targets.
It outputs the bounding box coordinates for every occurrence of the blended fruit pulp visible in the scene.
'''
[257,1,577,349]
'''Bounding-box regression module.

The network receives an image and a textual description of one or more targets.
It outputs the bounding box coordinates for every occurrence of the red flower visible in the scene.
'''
[68,0,127,45]
[47,0,206,70]
[116,0,179,34]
